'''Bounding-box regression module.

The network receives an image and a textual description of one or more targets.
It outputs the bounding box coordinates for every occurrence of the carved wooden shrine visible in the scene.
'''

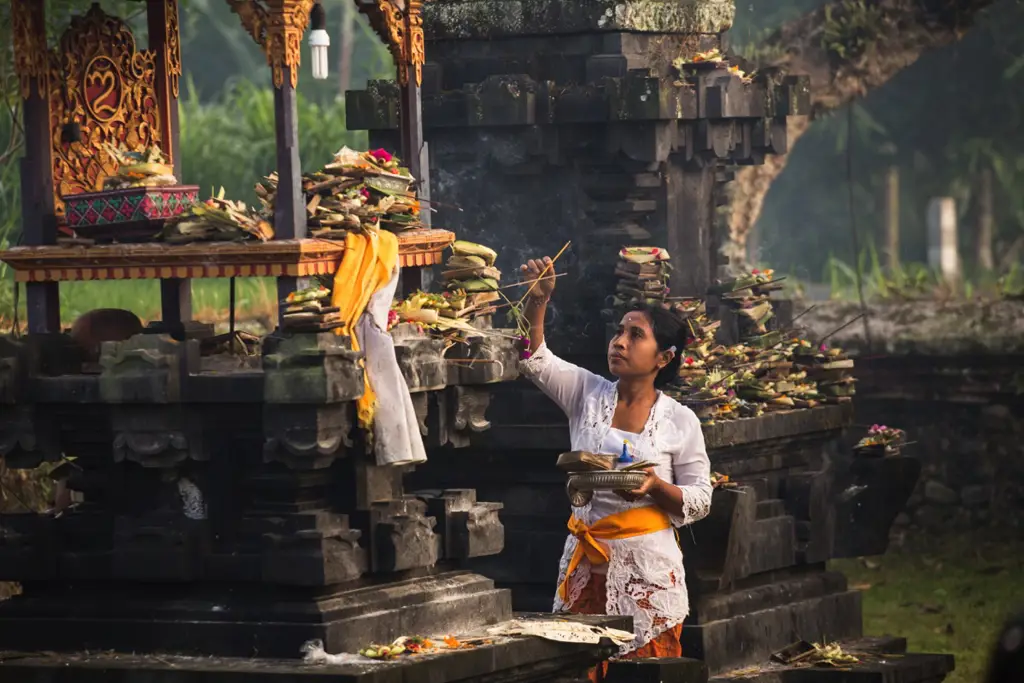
[0,1,631,679]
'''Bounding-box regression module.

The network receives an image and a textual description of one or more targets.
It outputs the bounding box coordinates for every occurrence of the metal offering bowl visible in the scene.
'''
[565,471,647,507]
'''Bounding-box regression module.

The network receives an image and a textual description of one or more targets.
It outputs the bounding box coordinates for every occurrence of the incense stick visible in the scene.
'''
[815,312,867,347]
[518,241,571,305]
[498,272,567,291]
[790,304,818,324]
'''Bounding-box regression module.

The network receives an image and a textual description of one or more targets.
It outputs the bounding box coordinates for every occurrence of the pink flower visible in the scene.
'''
[752,269,760,275]
[819,343,828,352]
[369,148,393,164]
[360,188,370,200]
[520,349,532,360]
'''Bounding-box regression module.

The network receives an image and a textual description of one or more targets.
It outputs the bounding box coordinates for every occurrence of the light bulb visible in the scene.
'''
[309,29,330,80]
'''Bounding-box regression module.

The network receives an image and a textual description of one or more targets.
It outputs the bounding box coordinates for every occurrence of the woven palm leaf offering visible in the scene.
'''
[161,187,274,243]
[854,424,906,458]
[387,240,504,340]
[102,143,178,189]
[605,247,674,320]
[440,241,501,322]
[279,284,341,333]
[559,447,655,506]
[255,146,423,239]
[792,342,856,403]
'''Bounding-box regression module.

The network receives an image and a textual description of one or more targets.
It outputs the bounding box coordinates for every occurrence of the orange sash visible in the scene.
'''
[558,505,672,601]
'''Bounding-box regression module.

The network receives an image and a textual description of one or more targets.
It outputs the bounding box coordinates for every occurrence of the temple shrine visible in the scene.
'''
[0,0,956,682]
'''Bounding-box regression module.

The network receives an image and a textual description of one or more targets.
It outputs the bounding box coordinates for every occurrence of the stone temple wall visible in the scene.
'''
[803,300,1024,537]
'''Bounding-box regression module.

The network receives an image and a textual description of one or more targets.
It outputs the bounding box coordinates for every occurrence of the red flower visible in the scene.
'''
[752,269,760,274]
[685,357,694,365]
[360,187,370,200]
[369,148,393,164]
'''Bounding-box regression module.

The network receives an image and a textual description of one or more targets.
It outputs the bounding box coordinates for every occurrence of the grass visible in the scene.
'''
[815,239,1022,303]
[832,531,1024,683]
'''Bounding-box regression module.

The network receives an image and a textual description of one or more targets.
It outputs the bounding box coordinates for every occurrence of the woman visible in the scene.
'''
[518,257,712,677]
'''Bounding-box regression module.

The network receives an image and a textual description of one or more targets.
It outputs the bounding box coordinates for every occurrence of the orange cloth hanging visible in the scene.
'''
[331,229,400,430]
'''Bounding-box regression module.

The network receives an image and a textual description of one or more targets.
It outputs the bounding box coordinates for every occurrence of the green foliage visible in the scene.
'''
[833,531,1024,683]
[178,76,366,206]
[821,0,885,62]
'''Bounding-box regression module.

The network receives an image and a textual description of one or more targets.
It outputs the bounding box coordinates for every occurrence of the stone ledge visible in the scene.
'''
[799,299,1024,356]
[0,614,630,683]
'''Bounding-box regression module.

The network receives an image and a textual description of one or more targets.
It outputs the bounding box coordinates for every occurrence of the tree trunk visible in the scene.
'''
[727,0,998,261]
[976,167,994,271]
[884,165,900,271]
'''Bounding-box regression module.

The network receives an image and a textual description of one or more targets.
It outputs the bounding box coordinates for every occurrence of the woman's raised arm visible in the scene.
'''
[517,257,600,418]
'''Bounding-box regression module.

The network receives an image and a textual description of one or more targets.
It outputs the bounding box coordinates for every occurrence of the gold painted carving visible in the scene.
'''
[358,0,425,87]
[166,0,183,97]
[11,0,49,98]
[227,0,313,89]
[408,0,424,87]
[48,6,163,212]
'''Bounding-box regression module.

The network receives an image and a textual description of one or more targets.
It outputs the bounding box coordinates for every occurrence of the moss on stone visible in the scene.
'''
[425,0,736,39]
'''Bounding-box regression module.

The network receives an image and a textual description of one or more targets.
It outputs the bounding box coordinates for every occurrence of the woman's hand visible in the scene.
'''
[520,257,556,302]
[617,467,661,502]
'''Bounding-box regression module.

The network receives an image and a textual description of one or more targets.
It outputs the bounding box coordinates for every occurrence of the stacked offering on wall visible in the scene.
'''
[388,240,503,337]
[652,267,856,424]
[256,147,422,238]
[279,285,341,333]
[611,247,672,308]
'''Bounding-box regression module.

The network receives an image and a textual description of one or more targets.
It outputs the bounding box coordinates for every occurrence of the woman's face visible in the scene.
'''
[608,311,669,381]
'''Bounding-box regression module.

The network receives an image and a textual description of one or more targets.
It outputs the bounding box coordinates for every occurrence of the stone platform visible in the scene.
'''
[0,614,628,683]
[0,570,510,659]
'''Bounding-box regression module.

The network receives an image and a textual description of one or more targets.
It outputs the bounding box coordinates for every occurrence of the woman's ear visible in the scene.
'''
[658,345,677,369]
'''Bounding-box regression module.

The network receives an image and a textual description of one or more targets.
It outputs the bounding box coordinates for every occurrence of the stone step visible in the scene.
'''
[607,657,709,683]
[709,651,953,683]
[681,590,864,674]
[693,571,849,623]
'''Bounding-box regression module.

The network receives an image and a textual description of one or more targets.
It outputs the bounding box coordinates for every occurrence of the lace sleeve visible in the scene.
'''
[667,405,712,527]
[518,342,599,419]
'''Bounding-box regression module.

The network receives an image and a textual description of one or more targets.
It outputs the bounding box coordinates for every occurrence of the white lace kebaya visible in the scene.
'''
[520,342,713,655]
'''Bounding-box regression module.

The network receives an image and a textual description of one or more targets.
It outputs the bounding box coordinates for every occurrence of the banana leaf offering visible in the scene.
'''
[102,144,177,189]
[440,241,501,322]
[161,188,274,243]
[656,266,854,423]
[256,147,423,239]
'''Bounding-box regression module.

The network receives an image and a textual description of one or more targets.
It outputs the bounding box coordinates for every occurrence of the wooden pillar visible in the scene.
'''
[399,80,430,230]
[148,0,191,326]
[396,3,431,297]
[225,0,312,328]
[14,0,60,333]
[274,65,309,323]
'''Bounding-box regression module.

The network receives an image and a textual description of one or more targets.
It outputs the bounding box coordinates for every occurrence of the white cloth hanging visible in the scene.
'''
[356,264,428,466]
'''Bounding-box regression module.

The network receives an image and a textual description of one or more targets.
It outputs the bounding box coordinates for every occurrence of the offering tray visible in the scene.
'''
[566,470,647,507]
